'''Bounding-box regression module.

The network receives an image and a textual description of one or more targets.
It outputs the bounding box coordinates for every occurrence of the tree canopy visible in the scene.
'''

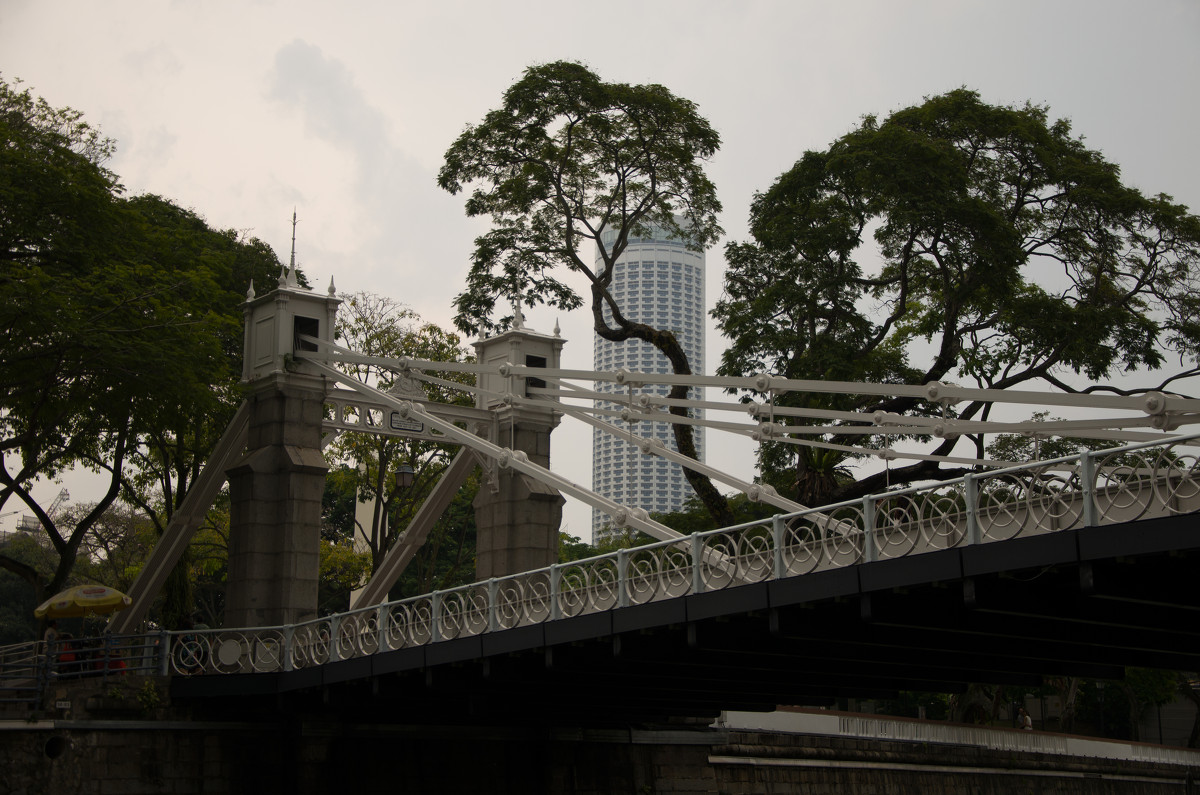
[0,76,285,613]
[331,289,480,583]
[438,60,733,524]
[715,89,1200,504]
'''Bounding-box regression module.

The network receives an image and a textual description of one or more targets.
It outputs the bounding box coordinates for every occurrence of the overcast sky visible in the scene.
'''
[4,0,1199,538]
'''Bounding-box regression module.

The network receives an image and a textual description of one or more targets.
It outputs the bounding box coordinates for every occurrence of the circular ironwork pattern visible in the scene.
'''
[625,544,691,604]
[171,436,1200,678]
[290,624,331,670]
[1157,448,1200,510]
[171,632,213,675]
[438,586,488,638]
[822,507,866,565]
[521,574,554,625]
[558,560,620,616]
[780,517,824,576]
[918,491,967,550]
[977,473,1033,542]
[1024,464,1084,532]
[699,533,740,591]
[1094,450,1156,523]
[873,494,921,559]
[732,530,774,584]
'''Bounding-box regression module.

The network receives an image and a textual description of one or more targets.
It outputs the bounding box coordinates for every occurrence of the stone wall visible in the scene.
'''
[3,707,1198,794]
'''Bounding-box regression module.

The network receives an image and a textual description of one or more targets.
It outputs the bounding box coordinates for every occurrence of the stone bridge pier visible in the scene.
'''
[225,272,339,628]
[471,321,566,581]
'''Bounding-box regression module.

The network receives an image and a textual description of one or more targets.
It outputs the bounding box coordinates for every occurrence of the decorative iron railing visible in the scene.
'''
[161,434,1200,677]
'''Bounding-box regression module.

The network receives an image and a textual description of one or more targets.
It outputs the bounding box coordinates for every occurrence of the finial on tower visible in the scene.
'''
[328,275,336,296]
[553,318,561,337]
[247,280,256,301]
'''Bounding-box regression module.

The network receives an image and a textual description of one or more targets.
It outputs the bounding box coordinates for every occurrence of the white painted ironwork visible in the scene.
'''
[165,432,1200,677]
[298,336,1200,491]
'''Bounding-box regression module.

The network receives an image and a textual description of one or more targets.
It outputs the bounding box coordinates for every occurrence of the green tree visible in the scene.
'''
[0,529,57,643]
[388,472,478,599]
[326,292,476,576]
[558,531,598,564]
[649,494,778,536]
[321,464,360,544]
[115,195,284,628]
[0,77,285,622]
[321,462,480,604]
[1179,675,1200,748]
[1117,668,1179,742]
[1,75,134,604]
[716,89,1200,504]
[318,538,372,615]
[323,292,482,604]
[69,502,156,593]
[438,61,733,526]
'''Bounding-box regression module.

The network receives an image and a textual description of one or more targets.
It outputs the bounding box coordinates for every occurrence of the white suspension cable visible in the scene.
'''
[544,397,805,514]
[300,359,683,542]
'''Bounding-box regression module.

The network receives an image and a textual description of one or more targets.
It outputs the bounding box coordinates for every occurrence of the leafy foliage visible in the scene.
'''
[387,473,478,600]
[0,530,57,643]
[318,539,371,616]
[0,76,285,621]
[325,292,478,595]
[321,464,360,544]
[649,494,778,536]
[439,60,733,524]
[716,89,1200,504]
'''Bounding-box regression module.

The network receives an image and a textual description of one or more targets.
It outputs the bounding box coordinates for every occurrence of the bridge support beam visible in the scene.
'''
[473,321,565,580]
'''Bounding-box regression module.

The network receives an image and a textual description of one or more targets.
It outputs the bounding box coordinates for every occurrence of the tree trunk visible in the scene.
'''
[594,291,734,527]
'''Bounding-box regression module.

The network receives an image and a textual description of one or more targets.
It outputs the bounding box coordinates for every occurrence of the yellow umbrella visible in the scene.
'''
[34,584,132,619]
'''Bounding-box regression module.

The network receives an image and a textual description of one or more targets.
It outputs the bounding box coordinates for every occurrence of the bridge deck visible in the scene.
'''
[174,512,1200,725]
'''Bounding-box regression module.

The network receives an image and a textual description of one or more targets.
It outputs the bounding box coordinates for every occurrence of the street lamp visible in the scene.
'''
[385,464,416,540]
[395,463,415,490]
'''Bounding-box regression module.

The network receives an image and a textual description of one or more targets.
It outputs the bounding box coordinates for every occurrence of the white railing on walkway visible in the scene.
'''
[166,434,1200,678]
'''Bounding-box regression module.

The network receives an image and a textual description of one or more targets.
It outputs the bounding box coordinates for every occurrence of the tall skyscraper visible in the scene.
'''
[592,222,705,541]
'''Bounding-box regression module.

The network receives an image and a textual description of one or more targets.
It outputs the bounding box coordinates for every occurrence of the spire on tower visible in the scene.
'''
[286,210,300,287]
[289,209,298,270]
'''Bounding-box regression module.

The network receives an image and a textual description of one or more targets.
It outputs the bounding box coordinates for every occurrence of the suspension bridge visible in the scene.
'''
[11,268,1200,727]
